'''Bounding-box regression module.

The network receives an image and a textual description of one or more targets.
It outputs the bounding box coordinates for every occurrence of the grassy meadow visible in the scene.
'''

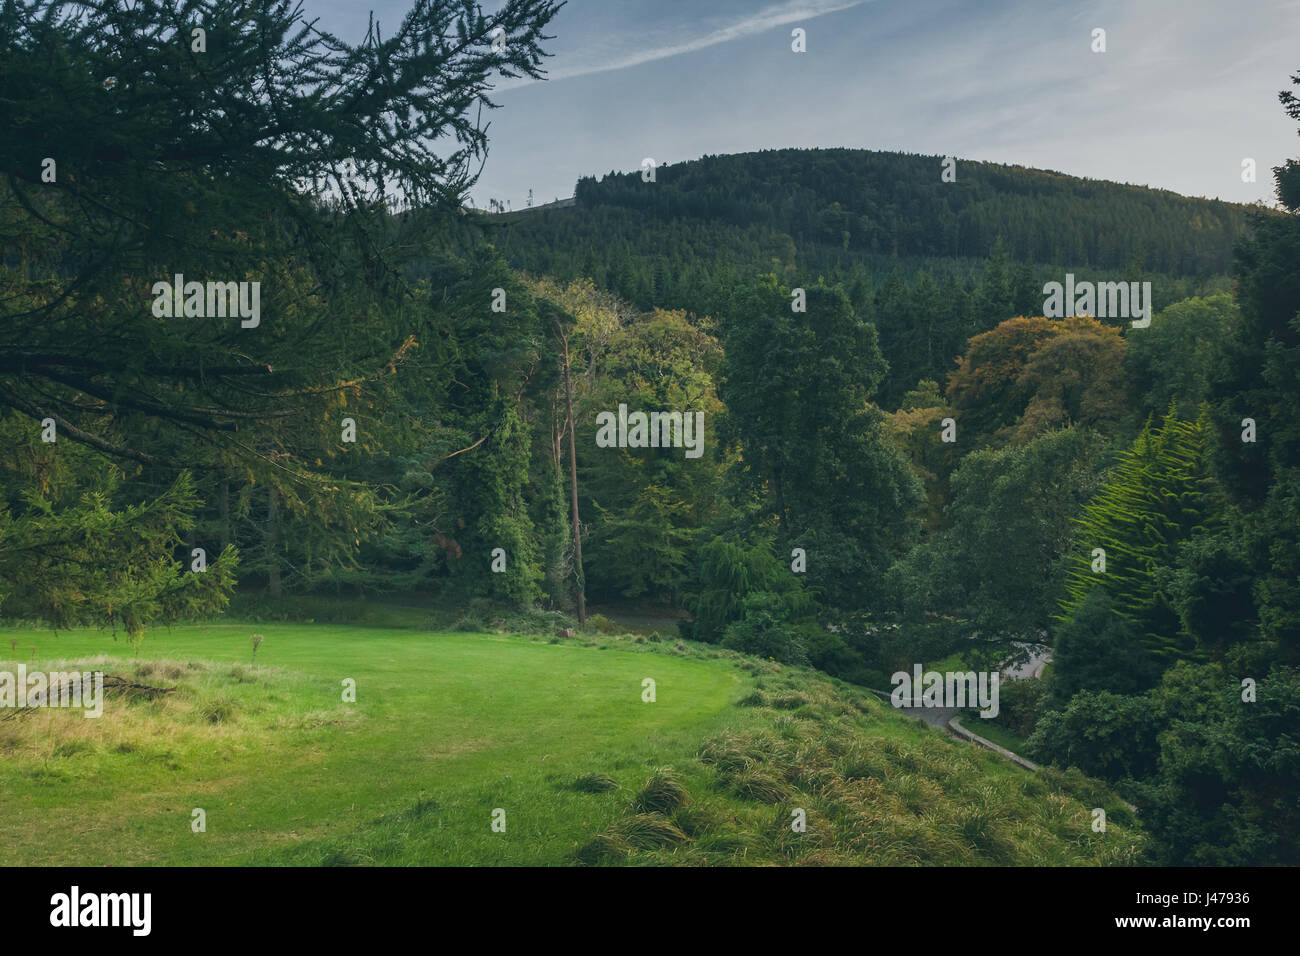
[0,620,1142,866]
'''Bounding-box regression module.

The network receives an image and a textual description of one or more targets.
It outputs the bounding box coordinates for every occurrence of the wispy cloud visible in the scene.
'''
[499,0,870,89]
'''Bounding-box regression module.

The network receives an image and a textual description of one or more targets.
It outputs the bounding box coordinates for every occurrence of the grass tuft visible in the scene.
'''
[634,769,691,813]
[729,769,792,804]
[618,813,691,849]
[572,772,620,793]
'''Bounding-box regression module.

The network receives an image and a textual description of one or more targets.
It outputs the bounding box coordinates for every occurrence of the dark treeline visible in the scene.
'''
[495,146,1251,280]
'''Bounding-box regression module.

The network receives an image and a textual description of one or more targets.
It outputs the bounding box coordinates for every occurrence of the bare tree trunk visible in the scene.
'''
[561,334,585,626]
[552,405,563,472]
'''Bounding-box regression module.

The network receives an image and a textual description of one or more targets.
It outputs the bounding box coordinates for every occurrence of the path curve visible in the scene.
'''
[867,643,1051,756]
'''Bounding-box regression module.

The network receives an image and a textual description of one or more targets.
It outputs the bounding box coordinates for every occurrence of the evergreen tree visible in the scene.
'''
[1061,410,1217,670]
[720,277,921,609]
[0,0,562,618]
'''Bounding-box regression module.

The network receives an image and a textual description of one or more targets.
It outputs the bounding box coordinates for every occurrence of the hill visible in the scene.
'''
[494,147,1251,312]
[491,147,1253,406]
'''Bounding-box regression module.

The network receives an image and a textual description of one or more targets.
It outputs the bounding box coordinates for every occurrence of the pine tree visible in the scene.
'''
[0,0,561,625]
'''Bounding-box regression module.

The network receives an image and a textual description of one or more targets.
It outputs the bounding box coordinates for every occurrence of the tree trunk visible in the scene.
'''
[561,334,586,626]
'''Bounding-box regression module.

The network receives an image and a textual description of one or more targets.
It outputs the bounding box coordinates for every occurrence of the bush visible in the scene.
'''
[500,607,576,634]
[993,678,1047,739]
[587,613,618,635]
[721,592,810,666]
[449,601,576,635]
[1050,589,1163,704]
[685,537,811,643]
[799,624,873,683]
[452,613,485,632]
[1026,689,1159,782]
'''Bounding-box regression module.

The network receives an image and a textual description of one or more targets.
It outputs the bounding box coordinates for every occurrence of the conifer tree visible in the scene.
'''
[1062,409,1216,665]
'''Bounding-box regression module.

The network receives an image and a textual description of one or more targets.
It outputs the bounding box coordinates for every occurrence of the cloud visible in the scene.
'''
[498,0,870,89]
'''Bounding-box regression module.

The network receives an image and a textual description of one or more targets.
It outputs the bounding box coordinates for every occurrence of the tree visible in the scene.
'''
[0,0,562,620]
[682,536,809,644]
[946,316,1067,445]
[946,315,1130,448]
[972,236,1014,328]
[0,414,235,647]
[721,277,921,609]
[889,426,1113,653]
[1011,320,1130,443]
[1209,69,1300,657]
[1048,589,1162,702]
[1137,662,1300,865]
[1,0,563,472]
[549,299,586,622]
[1061,410,1217,669]
[1126,293,1239,423]
[1026,688,1161,783]
[577,308,725,603]
[884,379,955,530]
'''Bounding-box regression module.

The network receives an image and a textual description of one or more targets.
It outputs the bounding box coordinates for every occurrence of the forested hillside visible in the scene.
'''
[495,147,1250,299]
[492,149,1250,406]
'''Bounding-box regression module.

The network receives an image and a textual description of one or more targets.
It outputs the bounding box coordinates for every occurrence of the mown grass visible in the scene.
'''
[0,621,1142,865]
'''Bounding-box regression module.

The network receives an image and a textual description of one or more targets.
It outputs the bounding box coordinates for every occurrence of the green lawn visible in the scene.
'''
[959,714,1031,755]
[0,624,743,865]
[0,621,1142,866]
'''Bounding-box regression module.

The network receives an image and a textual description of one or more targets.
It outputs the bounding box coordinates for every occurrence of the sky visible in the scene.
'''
[307,0,1300,209]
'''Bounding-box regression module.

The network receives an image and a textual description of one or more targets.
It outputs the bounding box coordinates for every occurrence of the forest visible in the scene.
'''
[1,0,1298,867]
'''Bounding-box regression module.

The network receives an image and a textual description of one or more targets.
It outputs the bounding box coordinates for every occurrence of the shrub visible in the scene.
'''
[447,601,577,635]
[1026,689,1159,782]
[798,623,881,683]
[684,537,810,643]
[452,613,485,633]
[720,592,811,666]
[500,606,577,635]
[993,678,1047,739]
